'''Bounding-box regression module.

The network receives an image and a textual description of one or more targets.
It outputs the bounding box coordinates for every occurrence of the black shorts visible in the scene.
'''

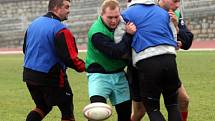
[127,64,142,102]
[26,80,74,118]
[136,54,181,100]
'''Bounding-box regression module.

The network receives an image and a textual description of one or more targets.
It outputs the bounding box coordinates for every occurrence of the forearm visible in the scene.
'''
[55,29,85,72]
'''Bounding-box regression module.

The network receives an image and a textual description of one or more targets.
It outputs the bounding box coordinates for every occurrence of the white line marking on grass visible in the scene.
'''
[0,51,23,54]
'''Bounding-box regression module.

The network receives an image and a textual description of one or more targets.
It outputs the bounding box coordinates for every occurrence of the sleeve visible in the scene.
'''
[177,16,194,50]
[92,33,132,60]
[55,28,85,72]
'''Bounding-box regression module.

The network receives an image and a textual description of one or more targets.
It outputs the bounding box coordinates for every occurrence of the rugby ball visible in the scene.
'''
[83,102,112,121]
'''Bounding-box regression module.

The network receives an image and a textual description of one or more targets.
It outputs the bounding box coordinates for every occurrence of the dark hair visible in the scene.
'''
[48,0,70,11]
[127,0,132,2]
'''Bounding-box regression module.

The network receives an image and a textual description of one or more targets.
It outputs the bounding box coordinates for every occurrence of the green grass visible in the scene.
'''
[0,51,215,121]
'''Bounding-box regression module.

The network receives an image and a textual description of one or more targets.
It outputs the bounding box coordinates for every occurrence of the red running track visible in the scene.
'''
[0,40,215,54]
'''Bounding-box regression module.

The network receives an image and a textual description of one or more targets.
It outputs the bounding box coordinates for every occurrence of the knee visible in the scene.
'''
[142,98,160,114]
[136,108,146,120]
[178,95,189,111]
[178,85,190,111]
[136,104,146,118]
[131,106,145,121]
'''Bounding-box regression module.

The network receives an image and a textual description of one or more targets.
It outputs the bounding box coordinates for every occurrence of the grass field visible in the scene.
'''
[0,51,215,121]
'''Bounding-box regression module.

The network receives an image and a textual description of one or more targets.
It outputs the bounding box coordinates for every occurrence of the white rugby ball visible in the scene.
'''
[83,102,112,121]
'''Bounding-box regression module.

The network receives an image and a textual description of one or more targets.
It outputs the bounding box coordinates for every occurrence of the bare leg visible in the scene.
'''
[178,84,189,121]
[131,100,146,121]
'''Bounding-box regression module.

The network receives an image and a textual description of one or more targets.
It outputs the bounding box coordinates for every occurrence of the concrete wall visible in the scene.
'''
[183,0,215,41]
[0,0,48,48]
[0,0,214,48]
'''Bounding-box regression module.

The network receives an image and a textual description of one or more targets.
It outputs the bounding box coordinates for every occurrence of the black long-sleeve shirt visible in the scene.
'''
[92,33,132,59]
[177,16,194,50]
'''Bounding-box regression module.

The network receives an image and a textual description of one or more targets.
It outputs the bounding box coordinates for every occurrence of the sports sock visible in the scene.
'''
[148,109,165,121]
[166,105,182,121]
[181,111,188,121]
[115,100,132,121]
[26,111,43,121]
[90,95,106,103]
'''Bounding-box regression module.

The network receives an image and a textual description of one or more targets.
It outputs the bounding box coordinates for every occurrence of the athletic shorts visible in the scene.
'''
[26,81,74,118]
[87,72,130,105]
[136,54,181,100]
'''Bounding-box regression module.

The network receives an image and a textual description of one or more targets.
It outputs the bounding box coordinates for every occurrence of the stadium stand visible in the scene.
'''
[0,0,214,49]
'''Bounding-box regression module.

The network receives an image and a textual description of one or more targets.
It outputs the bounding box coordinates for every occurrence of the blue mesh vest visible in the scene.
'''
[24,16,65,73]
[122,4,177,53]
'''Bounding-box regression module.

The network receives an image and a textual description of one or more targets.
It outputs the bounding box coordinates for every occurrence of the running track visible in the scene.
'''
[0,40,215,54]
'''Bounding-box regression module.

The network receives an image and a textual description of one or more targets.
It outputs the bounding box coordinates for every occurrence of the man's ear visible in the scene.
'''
[52,6,59,12]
